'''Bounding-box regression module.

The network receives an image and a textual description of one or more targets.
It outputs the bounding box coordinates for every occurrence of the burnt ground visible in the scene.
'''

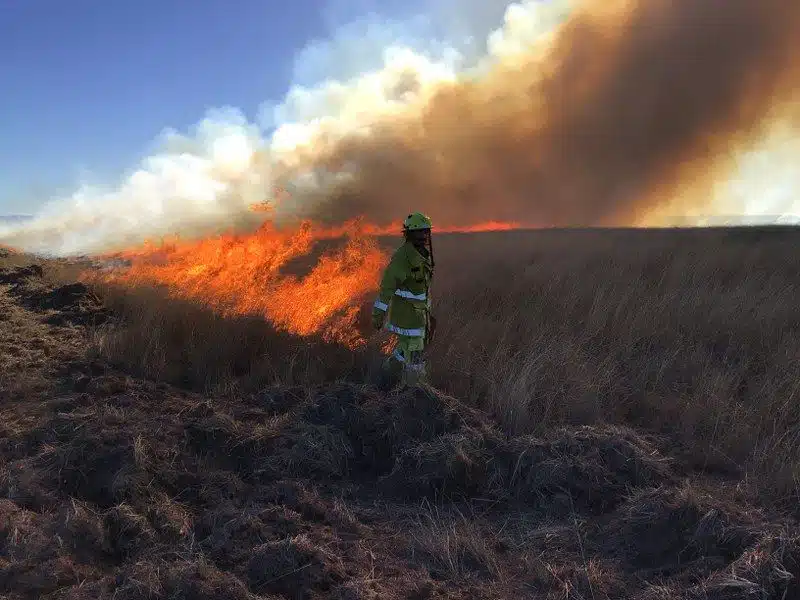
[1,259,800,599]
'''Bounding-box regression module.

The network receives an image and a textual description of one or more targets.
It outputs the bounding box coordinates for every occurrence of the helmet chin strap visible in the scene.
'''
[427,231,435,269]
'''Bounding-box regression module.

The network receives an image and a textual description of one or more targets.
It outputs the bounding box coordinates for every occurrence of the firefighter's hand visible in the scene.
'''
[371,310,385,331]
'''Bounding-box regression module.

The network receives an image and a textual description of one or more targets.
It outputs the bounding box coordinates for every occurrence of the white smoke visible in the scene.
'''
[647,116,800,227]
[712,119,800,225]
[2,0,573,256]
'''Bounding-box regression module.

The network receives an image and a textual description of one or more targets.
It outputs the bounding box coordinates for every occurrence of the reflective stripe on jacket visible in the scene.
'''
[372,240,433,335]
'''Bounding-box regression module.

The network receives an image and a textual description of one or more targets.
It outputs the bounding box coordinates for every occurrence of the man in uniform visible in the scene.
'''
[371,212,436,387]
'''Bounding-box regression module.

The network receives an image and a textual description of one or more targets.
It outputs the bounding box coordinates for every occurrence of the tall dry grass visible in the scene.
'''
[430,228,800,506]
[88,282,374,393]
[87,227,800,506]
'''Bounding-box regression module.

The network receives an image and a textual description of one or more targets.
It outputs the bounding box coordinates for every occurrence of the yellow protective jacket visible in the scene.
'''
[372,240,433,337]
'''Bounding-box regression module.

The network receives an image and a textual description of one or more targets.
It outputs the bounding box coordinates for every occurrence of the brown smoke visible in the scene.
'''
[308,0,800,228]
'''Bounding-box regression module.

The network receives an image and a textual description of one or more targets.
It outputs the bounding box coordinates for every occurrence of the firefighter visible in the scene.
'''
[371,211,436,387]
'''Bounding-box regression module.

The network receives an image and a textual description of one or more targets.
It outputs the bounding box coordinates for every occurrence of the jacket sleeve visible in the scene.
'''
[372,252,406,314]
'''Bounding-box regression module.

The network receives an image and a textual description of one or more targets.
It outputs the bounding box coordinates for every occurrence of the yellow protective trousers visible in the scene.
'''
[384,333,427,387]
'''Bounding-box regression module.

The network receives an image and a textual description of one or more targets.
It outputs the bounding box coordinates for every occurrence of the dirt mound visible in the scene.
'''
[21,282,91,310]
[608,486,762,572]
[0,264,43,284]
[185,382,671,514]
[592,486,800,599]
[382,423,672,512]
[185,383,488,483]
[246,534,345,598]
[1,264,108,327]
[295,383,484,478]
[690,535,800,599]
[13,281,109,327]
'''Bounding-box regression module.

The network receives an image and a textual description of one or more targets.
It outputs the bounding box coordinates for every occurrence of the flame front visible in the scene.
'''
[95,218,523,348]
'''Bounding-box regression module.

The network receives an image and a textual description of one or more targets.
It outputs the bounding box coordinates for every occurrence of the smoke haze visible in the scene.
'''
[2,0,799,255]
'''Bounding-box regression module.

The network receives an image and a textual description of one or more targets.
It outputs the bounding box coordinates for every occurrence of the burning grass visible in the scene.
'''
[94,220,390,348]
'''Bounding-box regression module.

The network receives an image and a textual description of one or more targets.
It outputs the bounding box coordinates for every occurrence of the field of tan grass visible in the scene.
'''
[2,227,800,599]
[92,227,800,506]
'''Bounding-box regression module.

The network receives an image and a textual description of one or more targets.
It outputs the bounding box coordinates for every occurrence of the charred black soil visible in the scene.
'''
[2,237,800,599]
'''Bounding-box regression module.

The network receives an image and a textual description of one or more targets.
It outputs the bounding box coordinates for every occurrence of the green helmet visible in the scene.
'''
[403,211,432,231]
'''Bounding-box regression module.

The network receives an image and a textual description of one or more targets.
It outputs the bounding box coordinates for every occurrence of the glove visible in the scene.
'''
[372,309,385,331]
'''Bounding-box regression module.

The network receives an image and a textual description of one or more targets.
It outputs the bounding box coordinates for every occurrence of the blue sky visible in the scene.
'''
[0,0,397,214]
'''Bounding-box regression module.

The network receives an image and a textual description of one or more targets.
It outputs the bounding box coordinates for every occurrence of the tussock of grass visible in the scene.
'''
[409,506,504,581]
[88,280,375,392]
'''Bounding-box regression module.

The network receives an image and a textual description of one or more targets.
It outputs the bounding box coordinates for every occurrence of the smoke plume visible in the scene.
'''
[2,0,799,255]
[307,0,800,228]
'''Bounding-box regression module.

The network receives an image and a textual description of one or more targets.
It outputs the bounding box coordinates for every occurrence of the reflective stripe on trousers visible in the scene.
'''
[390,348,425,372]
[386,323,424,337]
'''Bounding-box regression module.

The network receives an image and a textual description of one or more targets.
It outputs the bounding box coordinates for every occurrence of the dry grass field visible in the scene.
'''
[2,227,800,599]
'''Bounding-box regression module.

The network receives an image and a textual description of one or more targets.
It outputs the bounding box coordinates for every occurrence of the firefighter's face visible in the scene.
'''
[406,228,430,251]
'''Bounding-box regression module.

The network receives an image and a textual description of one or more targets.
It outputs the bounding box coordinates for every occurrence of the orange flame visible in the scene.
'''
[94,218,523,347]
